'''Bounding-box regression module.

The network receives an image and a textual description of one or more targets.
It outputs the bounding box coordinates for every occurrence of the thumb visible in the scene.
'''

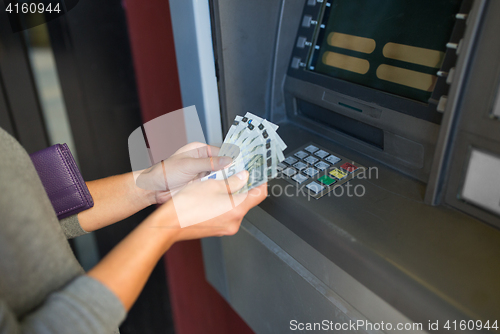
[226,170,249,194]
[185,156,233,174]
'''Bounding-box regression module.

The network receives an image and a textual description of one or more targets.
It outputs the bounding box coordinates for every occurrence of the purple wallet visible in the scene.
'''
[30,144,94,219]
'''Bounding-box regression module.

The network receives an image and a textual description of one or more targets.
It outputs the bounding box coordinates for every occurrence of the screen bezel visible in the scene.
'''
[286,0,471,125]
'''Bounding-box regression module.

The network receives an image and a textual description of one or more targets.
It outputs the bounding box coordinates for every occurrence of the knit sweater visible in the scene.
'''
[0,127,125,333]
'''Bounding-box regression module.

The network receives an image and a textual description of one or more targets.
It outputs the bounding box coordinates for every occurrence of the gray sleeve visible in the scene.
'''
[59,215,88,239]
[0,276,125,334]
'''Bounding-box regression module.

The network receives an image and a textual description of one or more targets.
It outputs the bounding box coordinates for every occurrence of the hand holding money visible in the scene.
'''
[202,112,287,193]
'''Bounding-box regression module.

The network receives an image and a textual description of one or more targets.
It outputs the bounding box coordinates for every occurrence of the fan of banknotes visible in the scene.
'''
[201,112,287,192]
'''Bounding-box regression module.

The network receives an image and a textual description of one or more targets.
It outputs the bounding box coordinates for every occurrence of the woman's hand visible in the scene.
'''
[88,168,267,312]
[145,170,268,242]
[80,142,237,233]
[135,142,232,205]
[87,143,267,312]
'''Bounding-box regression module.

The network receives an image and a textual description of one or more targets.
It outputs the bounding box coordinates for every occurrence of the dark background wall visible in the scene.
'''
[0,2,49,153]
[46,1,175,333]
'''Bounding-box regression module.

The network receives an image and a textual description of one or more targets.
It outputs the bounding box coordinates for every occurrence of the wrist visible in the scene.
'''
[143,201,180,249]
[129,171,157,207]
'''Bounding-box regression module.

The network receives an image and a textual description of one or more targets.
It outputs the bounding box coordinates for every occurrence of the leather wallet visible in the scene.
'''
[30,144,94,219]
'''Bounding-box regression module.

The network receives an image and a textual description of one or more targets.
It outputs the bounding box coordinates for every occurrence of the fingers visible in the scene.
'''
[193,144,220,159]
[184,156,233,175]
[233,183,267,210]
[203,145,220,157]
[226,170,249,194]
[214,156,233,169]
[248,183,268,200]
[173,142,220,157]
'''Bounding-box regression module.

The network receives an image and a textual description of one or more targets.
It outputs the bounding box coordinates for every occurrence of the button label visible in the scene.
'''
[304,145,319,153]
[304,156,319,165]
[315,149,329,158]
[294,151,309,159]
[306,181,325,194]
[314,161,330,171]
[325,155,341,164]
[282,167,297,177]
[284,156,298,165]
[303,167,319,177]
[329,168,348,180]
[292,173,308,184]
[293,161,307,170]
[340,162,358,173]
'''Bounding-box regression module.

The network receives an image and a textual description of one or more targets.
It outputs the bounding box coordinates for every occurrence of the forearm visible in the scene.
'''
[78,172,154,232]
[87,205,178,311]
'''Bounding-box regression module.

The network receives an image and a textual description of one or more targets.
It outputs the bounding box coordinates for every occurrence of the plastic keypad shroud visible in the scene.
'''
[280,142,367,199]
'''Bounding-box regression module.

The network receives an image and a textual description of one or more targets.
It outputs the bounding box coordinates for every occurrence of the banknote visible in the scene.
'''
[201,113,286,192]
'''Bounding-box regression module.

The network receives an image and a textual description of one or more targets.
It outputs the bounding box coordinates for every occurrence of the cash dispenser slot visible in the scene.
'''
[297,99,384,149]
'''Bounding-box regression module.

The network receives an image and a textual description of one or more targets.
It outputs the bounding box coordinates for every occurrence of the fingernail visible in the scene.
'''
[220,157,232,167]
[236,170,248,181]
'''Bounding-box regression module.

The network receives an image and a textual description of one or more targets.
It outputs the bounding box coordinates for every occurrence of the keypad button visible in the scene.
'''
[284,156,298,165]
[292,173,308,184]
[282,167,297,177]
[306,181,325,194]
[304,145,319,153]
[277,162,287,172]
[293,161,307,170]
[340,162,359,173]
[303,167,319,177]
[329,168,348,180]
[315,150,329,158]
[304,156,319,165]
[294,151,309,159]
[315,161,330,171]
[318,175,336,186]
[325,155,341,164]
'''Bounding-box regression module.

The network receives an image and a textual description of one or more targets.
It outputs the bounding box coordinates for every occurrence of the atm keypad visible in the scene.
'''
[294,151,309,159]
[314,161,330,171]
[304,156,319,165]
[314,150,329,158]
[325,154,341,164]
[282,167,297,177]
[304,145,319,153]
[292,173,308,184]
[303,167,319,177]
[284,156,298,165]
[306,181,324,194]
[293,161,307,170]
[277,162,287,172]
[281,142,365,199]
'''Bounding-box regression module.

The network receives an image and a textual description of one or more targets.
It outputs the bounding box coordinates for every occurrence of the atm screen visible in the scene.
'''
[308,0,462,103]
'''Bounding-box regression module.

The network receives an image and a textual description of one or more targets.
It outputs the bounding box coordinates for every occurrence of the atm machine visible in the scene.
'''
[200,0,500,332]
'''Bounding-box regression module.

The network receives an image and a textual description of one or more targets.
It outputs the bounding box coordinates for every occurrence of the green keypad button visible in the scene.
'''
[318,175,336,186]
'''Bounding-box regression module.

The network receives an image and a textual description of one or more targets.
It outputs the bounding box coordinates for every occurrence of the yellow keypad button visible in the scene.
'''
[329,168,348,180]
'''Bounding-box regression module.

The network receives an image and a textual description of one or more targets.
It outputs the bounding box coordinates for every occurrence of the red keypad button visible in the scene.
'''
[340,162,358,173]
